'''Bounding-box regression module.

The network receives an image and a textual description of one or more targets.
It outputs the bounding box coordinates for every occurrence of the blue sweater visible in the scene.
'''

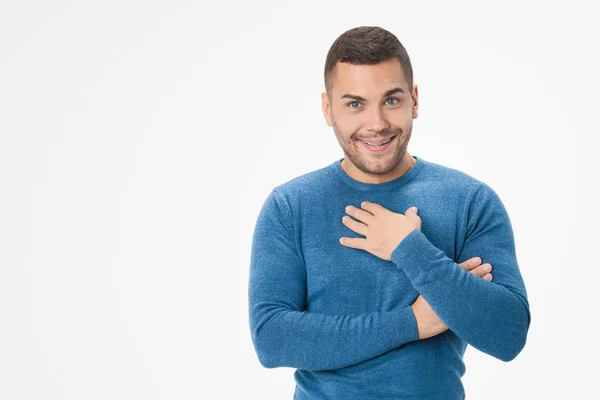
[248,155,531,399]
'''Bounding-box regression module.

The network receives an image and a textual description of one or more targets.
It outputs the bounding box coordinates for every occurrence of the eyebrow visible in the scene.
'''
[340,87,406,102]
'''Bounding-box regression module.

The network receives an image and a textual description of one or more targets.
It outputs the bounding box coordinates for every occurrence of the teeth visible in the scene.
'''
[362,137,393,146]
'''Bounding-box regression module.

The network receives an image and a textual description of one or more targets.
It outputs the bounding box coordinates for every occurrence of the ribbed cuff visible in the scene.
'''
[390,229,440,278]
[384,305,420,345]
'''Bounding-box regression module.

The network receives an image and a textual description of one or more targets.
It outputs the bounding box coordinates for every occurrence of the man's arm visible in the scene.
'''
[248,189,419,371]
[390,182,531,362]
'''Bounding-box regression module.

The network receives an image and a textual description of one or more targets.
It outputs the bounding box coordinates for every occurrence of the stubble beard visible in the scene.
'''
[332,117,412,176]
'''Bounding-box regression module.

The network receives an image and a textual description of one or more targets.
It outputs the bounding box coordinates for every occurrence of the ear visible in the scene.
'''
[411,83,419,119]
[321,92,333,126]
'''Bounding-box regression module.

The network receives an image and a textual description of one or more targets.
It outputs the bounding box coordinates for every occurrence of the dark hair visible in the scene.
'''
[324,26,413,95]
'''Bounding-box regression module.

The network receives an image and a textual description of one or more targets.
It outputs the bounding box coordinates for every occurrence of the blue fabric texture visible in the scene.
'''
[248,155,531,399]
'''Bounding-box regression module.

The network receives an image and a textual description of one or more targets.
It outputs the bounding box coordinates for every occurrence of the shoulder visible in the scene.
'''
[417,157,510,213]
[418,157,485,194]
[271,162,334,204]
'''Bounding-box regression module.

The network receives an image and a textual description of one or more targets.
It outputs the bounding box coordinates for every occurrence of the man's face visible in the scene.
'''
[321,57,419,177]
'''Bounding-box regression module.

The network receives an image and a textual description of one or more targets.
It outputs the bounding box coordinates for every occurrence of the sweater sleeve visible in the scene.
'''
[390,182,531,362]
[248,189,419,371]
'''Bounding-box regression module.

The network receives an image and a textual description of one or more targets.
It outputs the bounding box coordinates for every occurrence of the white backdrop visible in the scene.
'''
[1,1,598,399]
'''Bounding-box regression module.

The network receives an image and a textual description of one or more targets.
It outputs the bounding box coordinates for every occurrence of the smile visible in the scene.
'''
[359,135,396,152]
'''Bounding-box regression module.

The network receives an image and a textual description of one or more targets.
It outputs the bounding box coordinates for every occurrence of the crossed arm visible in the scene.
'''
[248,185,531,371]
[391,183,531,361]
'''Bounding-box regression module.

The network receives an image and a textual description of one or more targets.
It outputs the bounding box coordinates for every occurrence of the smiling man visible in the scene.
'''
[248,26,531,399]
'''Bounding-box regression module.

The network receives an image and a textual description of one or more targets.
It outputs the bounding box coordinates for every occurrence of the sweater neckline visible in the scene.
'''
[330,155,426,192]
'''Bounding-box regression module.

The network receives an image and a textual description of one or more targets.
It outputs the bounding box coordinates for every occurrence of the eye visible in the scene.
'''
[347,101,361,109]
[385,97,401,105]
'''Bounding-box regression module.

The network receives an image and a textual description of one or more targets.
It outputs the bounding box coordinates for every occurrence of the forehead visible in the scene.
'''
[331,58,408,96]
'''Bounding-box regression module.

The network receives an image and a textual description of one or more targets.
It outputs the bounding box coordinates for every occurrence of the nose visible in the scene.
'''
[364,105,389,132]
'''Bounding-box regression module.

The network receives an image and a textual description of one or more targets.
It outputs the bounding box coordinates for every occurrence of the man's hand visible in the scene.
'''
[339,201,421,261]
[411,256,494,340]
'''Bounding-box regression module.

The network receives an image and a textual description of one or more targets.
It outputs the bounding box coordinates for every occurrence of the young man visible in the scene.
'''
[248,26,531,399]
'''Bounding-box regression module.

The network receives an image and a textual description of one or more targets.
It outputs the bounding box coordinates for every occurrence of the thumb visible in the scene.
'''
[405,207,421,231]
[406,206,418,215]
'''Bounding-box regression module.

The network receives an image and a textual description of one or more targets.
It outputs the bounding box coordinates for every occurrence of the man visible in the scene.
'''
[248,26,531,399]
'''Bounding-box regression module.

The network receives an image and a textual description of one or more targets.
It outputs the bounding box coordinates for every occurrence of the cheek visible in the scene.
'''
[388,109,411,125]
[334,120,361,138]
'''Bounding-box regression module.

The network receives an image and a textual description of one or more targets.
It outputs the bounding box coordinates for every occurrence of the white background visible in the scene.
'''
[1,1,598,399]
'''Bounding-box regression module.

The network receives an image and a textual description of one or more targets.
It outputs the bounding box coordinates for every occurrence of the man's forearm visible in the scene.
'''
[411,258,494,339]
[249,304,419,371]
[392,229,531,362]
[410,294,448,339]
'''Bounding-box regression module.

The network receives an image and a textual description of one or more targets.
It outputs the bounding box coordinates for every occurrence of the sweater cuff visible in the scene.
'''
[386,305,420,345]
[390,229,441,276]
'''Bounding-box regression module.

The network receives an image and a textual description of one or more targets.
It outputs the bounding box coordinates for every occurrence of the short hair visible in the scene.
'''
[324,26,414,95]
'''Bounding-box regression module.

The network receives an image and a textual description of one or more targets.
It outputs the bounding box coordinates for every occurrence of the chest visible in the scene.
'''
[298,195,463,313]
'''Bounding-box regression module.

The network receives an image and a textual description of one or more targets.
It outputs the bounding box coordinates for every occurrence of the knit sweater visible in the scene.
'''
[248,155,531,399]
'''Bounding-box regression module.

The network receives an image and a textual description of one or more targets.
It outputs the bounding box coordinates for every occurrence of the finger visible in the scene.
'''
[458,257,482,271]
[339,236,366,250]
[468,256,482,266]
[342,216,369,236]
[483,273,493,281]
[469,263,493,277]
[345,205,374,224]
[360,201,385,214]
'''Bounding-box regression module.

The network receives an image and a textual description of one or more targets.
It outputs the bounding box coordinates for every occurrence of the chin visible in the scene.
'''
[354,155,399,175]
